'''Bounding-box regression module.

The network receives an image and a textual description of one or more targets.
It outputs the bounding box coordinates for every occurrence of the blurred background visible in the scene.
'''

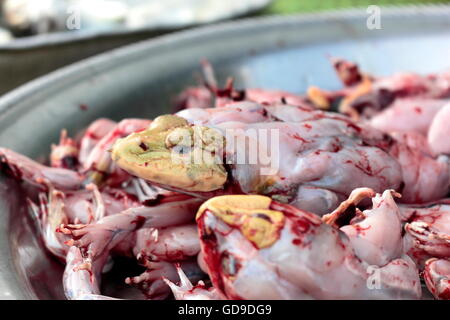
[0,0,448,95]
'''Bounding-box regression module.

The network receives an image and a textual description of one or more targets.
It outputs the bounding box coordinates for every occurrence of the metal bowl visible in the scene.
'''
[1,5,450,299]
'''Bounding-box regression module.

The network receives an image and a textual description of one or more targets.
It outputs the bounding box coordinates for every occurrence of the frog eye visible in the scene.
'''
[139,142,148,151]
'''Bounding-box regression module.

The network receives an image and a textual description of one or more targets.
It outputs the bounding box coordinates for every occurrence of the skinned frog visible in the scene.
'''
[111,104,450,212]
[190,192,421,300]
[111,115,227,193]
[111,107,403,215]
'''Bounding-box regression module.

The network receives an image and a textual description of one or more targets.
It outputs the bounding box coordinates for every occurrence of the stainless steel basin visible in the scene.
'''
[1,6,450,299]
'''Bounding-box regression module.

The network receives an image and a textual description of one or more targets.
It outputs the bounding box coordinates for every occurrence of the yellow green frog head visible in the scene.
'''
[111,114,228,192]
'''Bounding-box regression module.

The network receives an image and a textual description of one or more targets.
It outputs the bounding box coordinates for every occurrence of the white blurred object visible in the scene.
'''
[2,0,128,33]
[2,0,67,34]
[74,0,128,29]
[126,0,271,28]
[1,0,272,36]
[0,28,12,44]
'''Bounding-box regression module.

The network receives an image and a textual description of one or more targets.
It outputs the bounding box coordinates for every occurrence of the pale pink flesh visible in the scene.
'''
[78,118,117,167]
[30,185,141,260]
[175,103,402,214]
[400,201,450,269]
[165,265,223,300]
[423,258,450,300]
[82,118,151,186]
[197,190,421,299]
[62,197,202,261]
[428,102,450,155]
[389,138,450,203]
[0,147,84,190]
[369,98,448,135]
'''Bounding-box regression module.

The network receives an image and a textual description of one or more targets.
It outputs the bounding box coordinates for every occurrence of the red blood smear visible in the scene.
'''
[439,287,450,300]
[197,215,226,296]
[270,200,321,247]
[270,201,322,225]
[346,123,362,133]
[143,192,192,207]
[79,104,88,111]
[289,216,313,236]
[354,153,373,176]
[353,224,371,236]
[84,131,99,140]
[131,215,146,230]
[291,133,310,143]
[331,141,342,153]
[197,211,244,300]
[344,150,375,177]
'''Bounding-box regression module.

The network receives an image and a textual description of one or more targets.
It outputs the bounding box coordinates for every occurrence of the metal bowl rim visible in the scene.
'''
[1,4,450,118]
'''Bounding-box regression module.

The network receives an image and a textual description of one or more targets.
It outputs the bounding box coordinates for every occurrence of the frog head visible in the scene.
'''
[111,114,227,192]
